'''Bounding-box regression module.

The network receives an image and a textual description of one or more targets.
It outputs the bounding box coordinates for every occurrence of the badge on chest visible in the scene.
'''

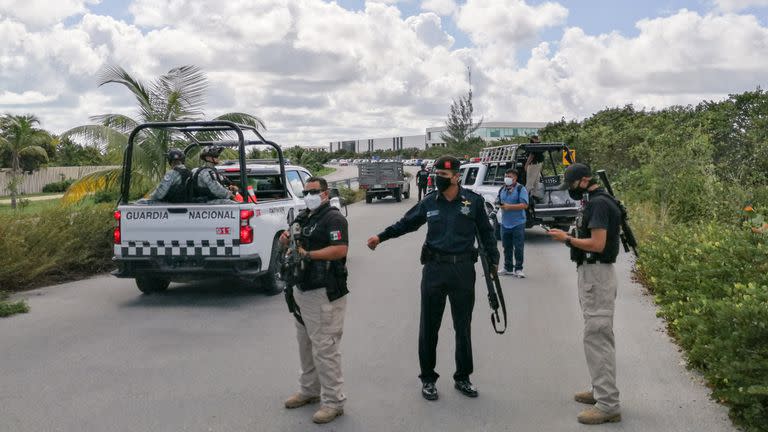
[460,199,472,216]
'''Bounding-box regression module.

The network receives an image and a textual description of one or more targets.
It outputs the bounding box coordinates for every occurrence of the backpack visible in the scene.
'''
[497,183,523,204]
[187,166,220,202]
[164,165,192,203]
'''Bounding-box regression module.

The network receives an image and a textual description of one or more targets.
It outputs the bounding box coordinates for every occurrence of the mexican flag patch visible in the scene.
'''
[330,230,343,241]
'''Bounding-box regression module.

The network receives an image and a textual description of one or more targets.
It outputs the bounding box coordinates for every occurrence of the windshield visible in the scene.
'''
[223,173,288,200]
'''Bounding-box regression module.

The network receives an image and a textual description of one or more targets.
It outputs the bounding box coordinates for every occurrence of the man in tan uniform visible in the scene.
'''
[279,177,349,424]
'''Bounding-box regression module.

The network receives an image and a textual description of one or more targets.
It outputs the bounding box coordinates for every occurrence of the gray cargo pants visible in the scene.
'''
[577,263,620,414]
[293,288,347,409]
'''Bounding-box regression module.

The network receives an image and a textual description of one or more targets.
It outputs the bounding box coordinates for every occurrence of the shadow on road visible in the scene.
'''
[524,228,556,244]
[119,279,280,309]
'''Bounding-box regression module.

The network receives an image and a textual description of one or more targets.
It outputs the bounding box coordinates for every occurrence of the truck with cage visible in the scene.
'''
[358,161,411,203]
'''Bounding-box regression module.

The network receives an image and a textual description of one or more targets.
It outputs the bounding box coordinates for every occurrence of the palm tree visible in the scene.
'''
[0,114,51,209]
[62,65,265,202]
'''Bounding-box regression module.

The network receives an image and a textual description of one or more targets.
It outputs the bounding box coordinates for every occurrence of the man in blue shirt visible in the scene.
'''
[497,168,529,277]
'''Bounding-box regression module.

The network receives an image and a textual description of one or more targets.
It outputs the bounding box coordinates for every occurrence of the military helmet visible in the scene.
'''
[167,148,185,165]
[200,145,224,160]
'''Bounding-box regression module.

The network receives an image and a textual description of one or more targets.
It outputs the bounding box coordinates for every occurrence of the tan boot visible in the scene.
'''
[312,405,344,424]
[284,393,319,409]
[574,390,597,405]
[577,407,621,424]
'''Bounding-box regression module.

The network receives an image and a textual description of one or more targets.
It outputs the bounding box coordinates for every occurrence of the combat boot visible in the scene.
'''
[577,407,621,424]
[574,390,597,404]
[284,393,319,409]
[312,406,343,424]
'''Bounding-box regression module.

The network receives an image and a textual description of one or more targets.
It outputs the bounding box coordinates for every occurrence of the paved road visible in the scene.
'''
[1,180,735,432]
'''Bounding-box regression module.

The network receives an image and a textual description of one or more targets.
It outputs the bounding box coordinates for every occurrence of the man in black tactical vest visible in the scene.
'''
[279,176,349,425]
[547,163,623,425]
[148,149,191,202]
[367,155,499,402]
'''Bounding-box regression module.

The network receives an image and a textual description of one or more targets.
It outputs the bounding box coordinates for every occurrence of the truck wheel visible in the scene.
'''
[261,236,285,296]
[403,189,410,199]
[136,276,169,294]
[395,188,402,202]
[366,194,372,204]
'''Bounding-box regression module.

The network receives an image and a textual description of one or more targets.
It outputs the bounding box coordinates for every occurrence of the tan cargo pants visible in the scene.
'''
[526,162,543,198]
[577,263,620,414]
[293,288,347,409]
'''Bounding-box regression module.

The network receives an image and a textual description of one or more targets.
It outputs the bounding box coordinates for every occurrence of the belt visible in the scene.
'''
[428,251,477,264]
[582,258,616,265]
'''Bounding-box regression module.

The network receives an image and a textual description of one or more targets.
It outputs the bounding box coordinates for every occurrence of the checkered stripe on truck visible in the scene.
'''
[115,239,240,257]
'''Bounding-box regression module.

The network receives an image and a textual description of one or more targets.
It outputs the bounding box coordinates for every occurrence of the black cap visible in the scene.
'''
[558,163,592,190]
[434,155,460,171]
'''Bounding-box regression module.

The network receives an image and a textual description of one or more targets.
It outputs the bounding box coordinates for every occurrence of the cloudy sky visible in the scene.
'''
[0,0,767,146]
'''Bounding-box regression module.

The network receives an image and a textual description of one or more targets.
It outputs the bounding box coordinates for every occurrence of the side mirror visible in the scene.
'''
[329,187,341,198]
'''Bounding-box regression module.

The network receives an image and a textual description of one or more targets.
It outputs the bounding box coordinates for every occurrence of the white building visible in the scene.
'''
[426,121,548,148]
[329,121,549,153]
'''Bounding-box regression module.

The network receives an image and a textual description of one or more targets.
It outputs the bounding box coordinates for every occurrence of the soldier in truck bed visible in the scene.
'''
[148,149,191,203]
[192,146,239,202]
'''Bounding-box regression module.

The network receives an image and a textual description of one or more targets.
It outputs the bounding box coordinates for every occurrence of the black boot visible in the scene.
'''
[454,380,478,398]
[421,382,438,401]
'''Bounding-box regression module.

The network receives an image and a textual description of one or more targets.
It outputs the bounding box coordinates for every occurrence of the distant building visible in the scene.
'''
[426,121,548,148]
[329,121,549,153]
[303,145,328,152]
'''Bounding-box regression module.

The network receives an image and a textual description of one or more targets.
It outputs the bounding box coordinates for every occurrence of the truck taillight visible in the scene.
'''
[240,226,253,244]
[113,210,121,244]
[240,209,254,244]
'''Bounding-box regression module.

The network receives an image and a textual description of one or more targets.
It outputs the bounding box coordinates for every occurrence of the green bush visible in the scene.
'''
[0,203,114,290]
[42,179,75,193]
[0,291,29,317]
[338,187,365,204]
[638,223,768,431]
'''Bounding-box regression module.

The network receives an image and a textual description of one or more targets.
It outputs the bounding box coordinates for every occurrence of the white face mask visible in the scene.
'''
[305,193,323,211]
[504,177,515,186]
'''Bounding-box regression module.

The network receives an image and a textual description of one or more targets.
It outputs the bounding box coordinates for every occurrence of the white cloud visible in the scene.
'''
[0,1,768,148]
[713,0,768,11]
[0,0,98,27]
[421,0,457,16]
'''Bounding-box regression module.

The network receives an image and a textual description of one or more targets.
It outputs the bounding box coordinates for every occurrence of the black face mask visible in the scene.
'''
[435,175,453,192]
[568,188,584,201]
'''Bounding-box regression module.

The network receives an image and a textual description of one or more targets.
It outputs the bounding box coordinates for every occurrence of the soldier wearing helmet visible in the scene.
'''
[148,148,191,203]
[191,145,238,201]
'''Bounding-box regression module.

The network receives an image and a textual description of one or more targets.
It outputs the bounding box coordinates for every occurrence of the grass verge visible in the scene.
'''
[314,166,337,177]
[0,291,29,317]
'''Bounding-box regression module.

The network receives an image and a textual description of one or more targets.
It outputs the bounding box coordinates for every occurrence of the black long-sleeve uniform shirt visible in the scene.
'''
[378,188,500,265]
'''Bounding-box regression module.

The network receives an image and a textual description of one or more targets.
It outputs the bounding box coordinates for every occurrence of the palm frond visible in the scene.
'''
[214,112,266,131]
[63,168,123,203]
[61,125,128,154]
[154,65,208,121]
[97,65,154,121]
[89,114,139,135]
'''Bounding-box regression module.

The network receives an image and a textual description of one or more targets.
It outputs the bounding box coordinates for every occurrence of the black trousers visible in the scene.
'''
[417,185,428,201]
[419,261,476,383]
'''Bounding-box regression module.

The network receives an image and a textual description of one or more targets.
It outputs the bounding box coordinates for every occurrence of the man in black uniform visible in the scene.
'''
[415,163,430,201]
[547,163,623,425]
[367,155,499,401]
[279,176,349,424]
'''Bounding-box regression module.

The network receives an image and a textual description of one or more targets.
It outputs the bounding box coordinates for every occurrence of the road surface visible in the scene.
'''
[0,179,735,432]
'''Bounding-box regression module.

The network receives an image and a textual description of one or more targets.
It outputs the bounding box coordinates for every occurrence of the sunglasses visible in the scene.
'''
[302,189,323,197]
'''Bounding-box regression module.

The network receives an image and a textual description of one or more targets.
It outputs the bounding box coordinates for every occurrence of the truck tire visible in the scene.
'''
[260,236,284,296]
[136,276,170,294]
[366,193,372,204]
[395,187,402,202]
[403,188,410,199]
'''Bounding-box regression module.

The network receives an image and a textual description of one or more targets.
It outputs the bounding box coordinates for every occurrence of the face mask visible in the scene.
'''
[504,177,515,186]
[568,188,584,201]
[305,194,323,210]
[435,175,453,192]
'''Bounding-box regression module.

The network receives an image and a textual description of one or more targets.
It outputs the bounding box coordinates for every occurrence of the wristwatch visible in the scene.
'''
[565,237,573,248]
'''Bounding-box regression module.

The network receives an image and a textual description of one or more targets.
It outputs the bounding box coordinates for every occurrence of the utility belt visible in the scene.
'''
[575,257,616,266]
[296,259,349,301]
[421,245,478,265]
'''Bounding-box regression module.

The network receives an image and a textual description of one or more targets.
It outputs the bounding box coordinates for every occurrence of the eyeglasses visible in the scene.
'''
[302,189,322,197]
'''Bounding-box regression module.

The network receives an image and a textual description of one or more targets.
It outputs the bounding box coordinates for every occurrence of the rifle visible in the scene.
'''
[283,208,309,325]
[475,227,507,335]
[596,170,638,257]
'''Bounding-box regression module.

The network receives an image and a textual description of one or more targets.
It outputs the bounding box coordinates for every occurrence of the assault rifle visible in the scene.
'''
[283,208,309,325]
[596,170,638,257]
[475,227,507,334]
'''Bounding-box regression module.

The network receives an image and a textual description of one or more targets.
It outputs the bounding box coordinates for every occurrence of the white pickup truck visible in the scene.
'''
[458,142,579,234]
[111,121,344,294]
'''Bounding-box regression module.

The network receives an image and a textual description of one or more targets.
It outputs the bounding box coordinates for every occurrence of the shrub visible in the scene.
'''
[42,179,75,193]
[638,222,768,431]
[0,203,114,290]
[338,186,365,204]
[0,291,29,317]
